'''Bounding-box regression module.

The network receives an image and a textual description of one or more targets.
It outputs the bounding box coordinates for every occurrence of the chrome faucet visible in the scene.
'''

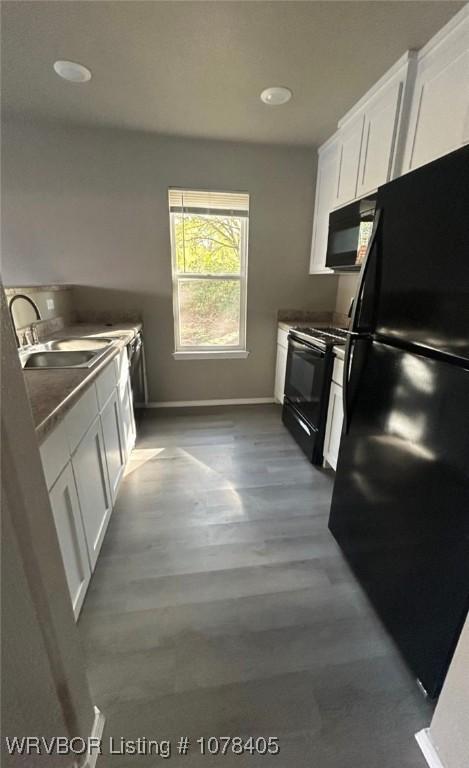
[8,294,41,347]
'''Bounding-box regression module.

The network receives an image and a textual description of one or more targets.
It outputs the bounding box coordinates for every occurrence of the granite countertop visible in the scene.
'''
[23,322,142,443]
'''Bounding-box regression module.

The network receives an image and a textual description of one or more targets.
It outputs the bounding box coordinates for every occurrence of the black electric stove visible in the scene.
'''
[282,326,347,464]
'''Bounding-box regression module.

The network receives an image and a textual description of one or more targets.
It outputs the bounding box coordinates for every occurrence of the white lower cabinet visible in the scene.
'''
[40,344,138,618]
[274,344,288,404]
[323,381,344,472]
[49,463,91,619]
[274,328,289,404]
[101,389,126,503]
[72,416,113,571]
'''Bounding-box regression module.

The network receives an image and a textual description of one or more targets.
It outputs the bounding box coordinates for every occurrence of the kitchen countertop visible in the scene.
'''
[278,320,320,332]
[333,345,345,360]
[23,322,141,443]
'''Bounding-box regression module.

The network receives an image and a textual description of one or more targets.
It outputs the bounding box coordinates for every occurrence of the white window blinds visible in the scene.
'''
[168,189,249,216]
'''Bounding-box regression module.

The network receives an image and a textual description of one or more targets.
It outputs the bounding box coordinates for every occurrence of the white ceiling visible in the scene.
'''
[2,1,464,146]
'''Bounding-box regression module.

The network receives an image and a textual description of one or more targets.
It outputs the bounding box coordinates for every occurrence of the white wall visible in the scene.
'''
[2,118,338,402]
[429,614,469,768]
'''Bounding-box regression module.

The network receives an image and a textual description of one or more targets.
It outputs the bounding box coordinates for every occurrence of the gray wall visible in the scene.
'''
[2,118,338,402]
[335,273,359,317]
[5,285,74,329]
[429,614,469,768]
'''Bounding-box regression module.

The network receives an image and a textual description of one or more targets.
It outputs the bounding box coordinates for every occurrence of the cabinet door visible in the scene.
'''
[323,382,344,471]
[101,389,125,503]
[119,377,136,459]
[309,138,338,273]
[274,343,288,404]
[404,14,469,171]
[72,417,112,570]
[356,80,403,197]
[335,114,365,207]
[49,463,91,618]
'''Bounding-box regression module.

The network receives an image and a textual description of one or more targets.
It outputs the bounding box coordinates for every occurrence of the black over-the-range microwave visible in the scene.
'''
[326,194,377,271]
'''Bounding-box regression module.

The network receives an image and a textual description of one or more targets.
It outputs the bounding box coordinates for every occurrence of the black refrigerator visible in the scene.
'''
[328,145,469,699]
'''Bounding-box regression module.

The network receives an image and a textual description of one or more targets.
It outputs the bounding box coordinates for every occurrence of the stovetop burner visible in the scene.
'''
[290,325,348,347]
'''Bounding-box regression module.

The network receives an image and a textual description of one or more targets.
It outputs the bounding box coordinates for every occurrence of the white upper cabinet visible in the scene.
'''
[334,113,365,207]
[309,10,466,275]
[357,82,401,197]
[309,134,339,273]
[403,6,469,172]
[356,77,405,196]
[335,52,417,206]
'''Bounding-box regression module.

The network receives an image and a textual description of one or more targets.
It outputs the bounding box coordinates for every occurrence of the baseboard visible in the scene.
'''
[143,398,276,408]
[81,706,105,768]
[415,729,445,768]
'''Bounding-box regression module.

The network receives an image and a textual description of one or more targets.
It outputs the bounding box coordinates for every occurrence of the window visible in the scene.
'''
[169,189,249,358]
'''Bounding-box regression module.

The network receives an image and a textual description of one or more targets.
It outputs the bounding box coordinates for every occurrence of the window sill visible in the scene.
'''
[173,350,250,361]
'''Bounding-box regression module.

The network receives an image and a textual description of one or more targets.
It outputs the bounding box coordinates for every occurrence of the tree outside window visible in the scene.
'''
[169,190,249,353]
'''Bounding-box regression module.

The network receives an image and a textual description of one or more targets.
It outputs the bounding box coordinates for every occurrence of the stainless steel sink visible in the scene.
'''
[40,337,115,352]
[20,344,114,369]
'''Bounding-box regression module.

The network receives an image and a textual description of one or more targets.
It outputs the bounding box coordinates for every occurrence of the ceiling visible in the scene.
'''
[2,1,464,146]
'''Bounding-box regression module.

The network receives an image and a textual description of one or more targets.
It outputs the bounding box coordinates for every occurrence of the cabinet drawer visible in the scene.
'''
[332,356,344,386]
[277,328,289,349]
[65,385,99,454]
[96,362,117,411]
[40,421,70,490]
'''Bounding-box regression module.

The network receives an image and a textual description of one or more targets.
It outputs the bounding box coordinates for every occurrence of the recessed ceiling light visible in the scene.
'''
[53,60,92,83]
[260,86,292,106]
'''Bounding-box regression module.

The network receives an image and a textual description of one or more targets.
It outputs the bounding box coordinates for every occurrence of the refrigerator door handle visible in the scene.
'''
[349,207,382,333]
[343,208,382,433]
[342,333,354,435]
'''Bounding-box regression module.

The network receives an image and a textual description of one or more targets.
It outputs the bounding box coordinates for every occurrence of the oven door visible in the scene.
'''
[284,336,326,428]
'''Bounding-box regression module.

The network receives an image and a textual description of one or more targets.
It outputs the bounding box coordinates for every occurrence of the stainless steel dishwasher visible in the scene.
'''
[127,332,147,408]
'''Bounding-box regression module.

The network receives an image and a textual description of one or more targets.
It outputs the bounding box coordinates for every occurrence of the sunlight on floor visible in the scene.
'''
[125,444,247,518]
[124,447,166,477]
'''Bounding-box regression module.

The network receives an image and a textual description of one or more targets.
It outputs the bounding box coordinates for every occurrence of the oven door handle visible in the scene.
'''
[349,207,382,333]
[343,209,382,434]
[297,416,311,436]
[288,337,325,358]
[290,407,317,437]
